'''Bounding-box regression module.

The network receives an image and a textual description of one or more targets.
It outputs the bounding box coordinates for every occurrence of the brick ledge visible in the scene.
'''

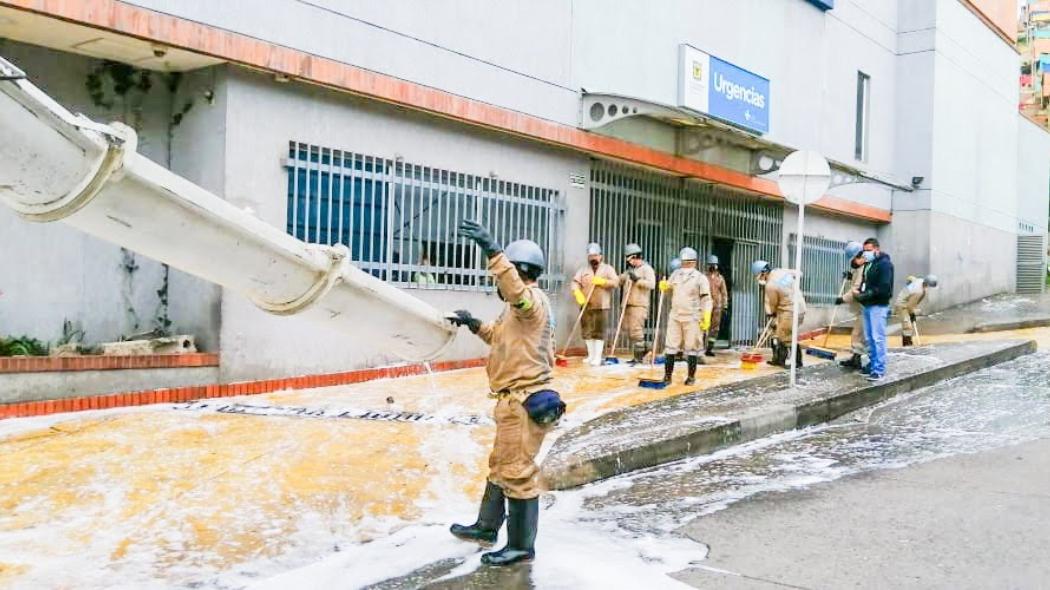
[0,353,219,374]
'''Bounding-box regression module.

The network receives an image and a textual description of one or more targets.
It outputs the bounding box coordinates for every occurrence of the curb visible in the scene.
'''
[969,318,1050,333]
[542,339,1037,490]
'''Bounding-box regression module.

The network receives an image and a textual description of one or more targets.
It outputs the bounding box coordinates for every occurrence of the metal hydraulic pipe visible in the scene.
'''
[0,56,456,362]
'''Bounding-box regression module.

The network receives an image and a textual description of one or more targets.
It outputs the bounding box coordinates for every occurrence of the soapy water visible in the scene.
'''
[343,351,1050,589]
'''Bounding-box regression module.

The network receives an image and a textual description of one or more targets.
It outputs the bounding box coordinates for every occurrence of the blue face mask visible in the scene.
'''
[862,250,876,262]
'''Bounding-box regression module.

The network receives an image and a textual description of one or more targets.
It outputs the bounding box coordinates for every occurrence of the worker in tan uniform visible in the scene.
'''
[834,241,868,370]
[704,255,729,357]
[620,243,657,365]
[571,243,620,366]
[658,247,712,385]
[751,260,807,368]
[894,274,938,346]
[448,220,566,567]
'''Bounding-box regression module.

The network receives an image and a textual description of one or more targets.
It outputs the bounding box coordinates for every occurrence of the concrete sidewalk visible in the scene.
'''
[675,436,1050,589]
[830,292,1050,338]
[541,339,1036,490]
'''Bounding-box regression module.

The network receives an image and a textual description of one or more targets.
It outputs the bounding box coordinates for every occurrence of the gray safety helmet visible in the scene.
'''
[505,239,545,271]
[751,260,771,276]
[624,243,643,258]
[679,247,698,262]
[924,274,938,288]
[669,257,682,273]
[844,241,863,259]
[587,242,603,256]
[706,254,719,266]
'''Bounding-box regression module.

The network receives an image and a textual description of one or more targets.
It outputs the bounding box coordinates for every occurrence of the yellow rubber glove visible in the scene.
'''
[658,279,670,293]
[700,309,712,331]
[592,276,608,287]
[573,288,587,306]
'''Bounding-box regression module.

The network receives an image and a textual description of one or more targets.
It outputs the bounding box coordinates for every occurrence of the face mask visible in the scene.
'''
[757,279,767,286]
[862,251,876,262]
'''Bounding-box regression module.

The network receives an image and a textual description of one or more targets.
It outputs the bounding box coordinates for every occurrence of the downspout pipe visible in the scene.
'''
[0,56,456,362]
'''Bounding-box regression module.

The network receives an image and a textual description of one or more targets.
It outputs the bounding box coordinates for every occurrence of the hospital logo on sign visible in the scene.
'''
[692,61,704,81]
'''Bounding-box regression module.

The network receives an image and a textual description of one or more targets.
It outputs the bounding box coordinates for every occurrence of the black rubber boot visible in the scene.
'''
[767,342,785,367]
[450,481,505,545]
[662,355,675,383]
[481,497,538,566]
[902,335,913,347]
[839,353,862,369]
[794,345,804,368]
[629,344,646,366]
[705,343,716,357]
[684,355,698,385]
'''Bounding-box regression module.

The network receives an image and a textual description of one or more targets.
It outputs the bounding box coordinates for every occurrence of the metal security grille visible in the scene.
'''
[788,234,850,305]
[1016,234,1047,294]
[284,141,566,292]
[589,160,783,347]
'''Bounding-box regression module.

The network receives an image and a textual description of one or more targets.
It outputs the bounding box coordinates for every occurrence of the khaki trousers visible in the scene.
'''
[488,396,548,499]
[665,318,701,355]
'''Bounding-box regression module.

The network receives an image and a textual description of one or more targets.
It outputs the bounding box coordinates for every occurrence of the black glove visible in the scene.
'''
[842,270,852,280]
[459,219,502,259]
[626,268,639,282]
[449,309,481,333]
[834,297,845,305]
[909,312,917,322]
[766,313,776,320]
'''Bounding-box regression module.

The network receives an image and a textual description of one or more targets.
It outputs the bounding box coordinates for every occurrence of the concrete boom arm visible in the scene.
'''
[0,55,456,362]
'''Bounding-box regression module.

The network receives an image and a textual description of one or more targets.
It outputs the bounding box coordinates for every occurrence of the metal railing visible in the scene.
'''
[589,160,783,347]
[787,233,850,305]
[284,141,566,292]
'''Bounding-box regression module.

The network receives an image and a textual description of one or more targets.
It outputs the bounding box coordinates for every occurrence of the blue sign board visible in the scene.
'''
[678,45,771,135]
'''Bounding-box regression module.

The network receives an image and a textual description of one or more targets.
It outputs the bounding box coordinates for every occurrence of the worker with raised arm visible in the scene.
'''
[895,274,938,346]
[447,220,566,567]
[834,241,869,370]
[620,243,657,365]
[704,255,729,357]
[571,243,620,366]
[751,260,807,368]
[658,247,712,385]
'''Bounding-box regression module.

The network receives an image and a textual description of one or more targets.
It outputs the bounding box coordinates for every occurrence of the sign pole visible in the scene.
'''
[789,186,806,388]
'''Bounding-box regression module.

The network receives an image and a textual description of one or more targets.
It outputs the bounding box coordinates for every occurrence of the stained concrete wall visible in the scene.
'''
[217,68,590,381]
[0,367,219,403]
[0,40,220,350]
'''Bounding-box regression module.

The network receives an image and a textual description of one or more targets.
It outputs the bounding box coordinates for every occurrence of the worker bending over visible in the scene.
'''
[448,220,566,566]
[659,247,712,385]
[620,243,656,365]
[895,274,937,346]
[571,243,619,366]
[752,260,807,368]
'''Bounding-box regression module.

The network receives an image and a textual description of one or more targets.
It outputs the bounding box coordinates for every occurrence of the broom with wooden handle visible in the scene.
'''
[805,277,851,360]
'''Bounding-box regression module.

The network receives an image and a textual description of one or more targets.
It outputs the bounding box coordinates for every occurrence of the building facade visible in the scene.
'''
[0,0,1046,383]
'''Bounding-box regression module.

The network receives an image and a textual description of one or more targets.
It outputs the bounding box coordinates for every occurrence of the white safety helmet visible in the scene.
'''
[587,242,603,256]
[624,243,643,258]
[924,274,938,288]
[706,254,719,266]
[506,239,545,271]
[751,260,771,276]
[844,241,863,259]
[679,247,698,262]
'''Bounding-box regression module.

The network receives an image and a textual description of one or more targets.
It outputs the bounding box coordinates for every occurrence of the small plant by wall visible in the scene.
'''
[0,336,49,357]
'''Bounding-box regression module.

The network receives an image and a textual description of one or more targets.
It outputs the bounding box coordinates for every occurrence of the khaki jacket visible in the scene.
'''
[620,262,656,308]
[707,271,728,309]
[841,263,867,311]
[895,277,927,310]
[572,263,620,310]
[764,268,807,316]
[667,267,713,321]
[476,253,554,395]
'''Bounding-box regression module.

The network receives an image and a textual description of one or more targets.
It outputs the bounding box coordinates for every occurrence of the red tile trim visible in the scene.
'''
[0,357,488,420]
[0,353,219,374]
[0,0,892,224]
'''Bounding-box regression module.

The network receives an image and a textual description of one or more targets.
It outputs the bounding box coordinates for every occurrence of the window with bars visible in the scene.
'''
[284,142,565,291]
[787,234,850,305]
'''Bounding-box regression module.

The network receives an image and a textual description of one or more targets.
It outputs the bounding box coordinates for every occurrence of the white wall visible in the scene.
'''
[217,68,590,380]
[1017,116,1050,232]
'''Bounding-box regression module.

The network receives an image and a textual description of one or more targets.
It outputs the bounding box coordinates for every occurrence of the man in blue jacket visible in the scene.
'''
[852,237,894,381]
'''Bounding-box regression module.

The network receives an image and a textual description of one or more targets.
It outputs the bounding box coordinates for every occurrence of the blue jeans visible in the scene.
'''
[862,304,889,376]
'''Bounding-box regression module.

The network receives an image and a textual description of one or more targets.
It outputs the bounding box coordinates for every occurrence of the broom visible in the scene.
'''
[805,278,850,360]
[555,284,596,367]
[741,317,776,367]
[604,280,634,365]
[638,289,668,389]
